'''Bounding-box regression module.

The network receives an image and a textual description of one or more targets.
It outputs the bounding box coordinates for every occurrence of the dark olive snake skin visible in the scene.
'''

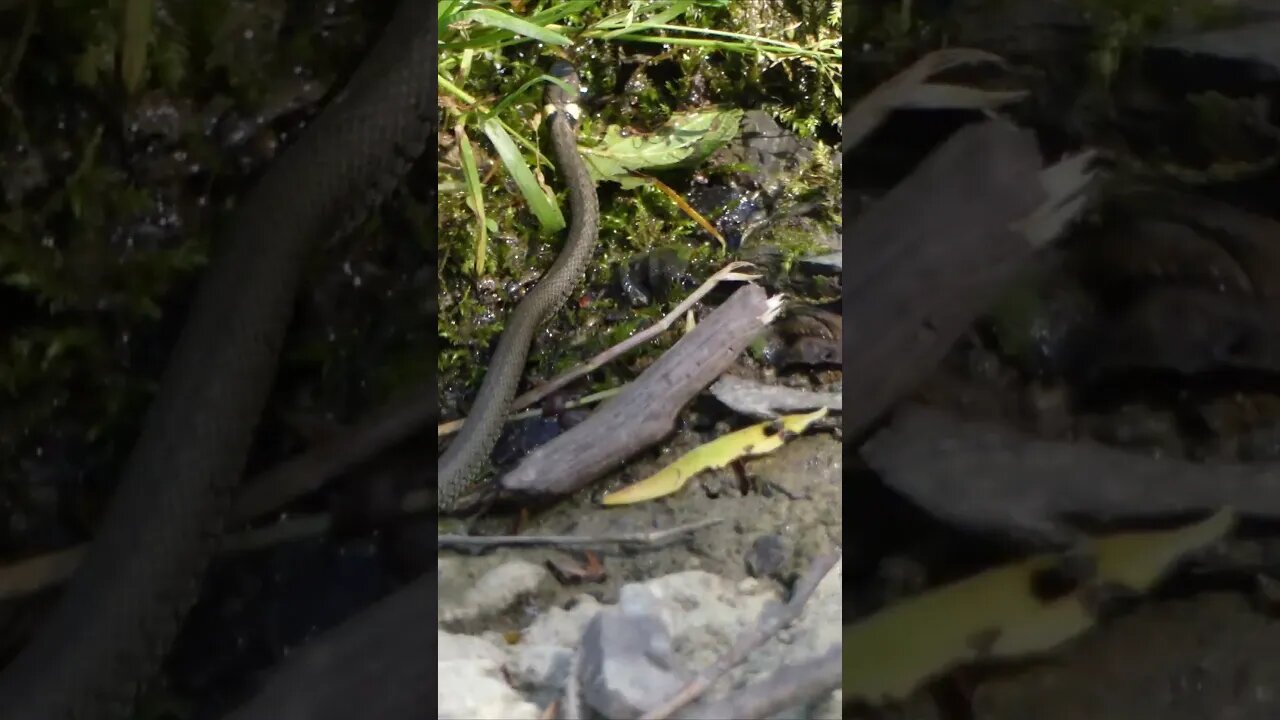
[436,60,601,512]
[0,3,434,718]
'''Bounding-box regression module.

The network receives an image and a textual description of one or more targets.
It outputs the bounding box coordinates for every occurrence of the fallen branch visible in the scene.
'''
[501,283,784,498]
[844,118,1095,436]
[843,48,1027,154]
[438,518,722,553]
[640,552,841,720]
[2,489,436,600]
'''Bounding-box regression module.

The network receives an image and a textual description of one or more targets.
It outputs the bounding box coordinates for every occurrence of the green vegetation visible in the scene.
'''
[0,2,420,524]
[437,0,842,399]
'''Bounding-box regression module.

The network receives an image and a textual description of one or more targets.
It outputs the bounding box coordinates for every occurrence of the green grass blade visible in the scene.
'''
[119,0,153,96]
[456,125,488,277]
[454,8,573,46]
[482,118,564,235]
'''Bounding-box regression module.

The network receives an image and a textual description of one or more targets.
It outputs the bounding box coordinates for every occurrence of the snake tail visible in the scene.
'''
[436,60,601,511]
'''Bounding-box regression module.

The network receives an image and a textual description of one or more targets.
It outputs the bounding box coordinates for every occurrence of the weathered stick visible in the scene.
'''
[438,518,723,552]
[844,118,1094,436]
[221,575,434,720]
[232,384,435,523]
[501,283,784,497]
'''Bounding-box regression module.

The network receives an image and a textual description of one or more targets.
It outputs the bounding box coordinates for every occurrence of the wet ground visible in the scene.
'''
[439,432,842,627]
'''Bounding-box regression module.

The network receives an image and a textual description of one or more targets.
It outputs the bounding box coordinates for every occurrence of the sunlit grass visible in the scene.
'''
[438,0,841,277]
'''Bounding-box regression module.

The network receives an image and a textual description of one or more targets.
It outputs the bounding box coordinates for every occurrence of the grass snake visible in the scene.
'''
[0,3,434,718]
[437,61,601,512]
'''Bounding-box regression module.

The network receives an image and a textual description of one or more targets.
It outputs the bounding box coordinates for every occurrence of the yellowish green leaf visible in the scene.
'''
[843,510,1235,705]
[601,407,827,506]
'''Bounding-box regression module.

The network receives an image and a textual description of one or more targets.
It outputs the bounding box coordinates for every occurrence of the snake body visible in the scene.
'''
[0,4,433,718]
[437,61,601,511]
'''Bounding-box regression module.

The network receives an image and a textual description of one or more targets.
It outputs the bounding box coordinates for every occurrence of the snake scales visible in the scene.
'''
[436,60,601,512]
[0,3,433,718]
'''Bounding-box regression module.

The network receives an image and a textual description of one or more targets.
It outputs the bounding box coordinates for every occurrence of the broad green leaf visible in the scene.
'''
[582,108,743,184]
[453,8,572,46]
[843,510,1235,705]
[481,118,564,234]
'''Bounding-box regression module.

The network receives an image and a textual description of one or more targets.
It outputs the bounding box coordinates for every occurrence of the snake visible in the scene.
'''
[0,4,433,718]
[436,60,601,512]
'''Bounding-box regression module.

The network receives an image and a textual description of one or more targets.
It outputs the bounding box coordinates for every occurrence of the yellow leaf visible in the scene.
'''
[601,408,827,506]
[843,510,1235,705]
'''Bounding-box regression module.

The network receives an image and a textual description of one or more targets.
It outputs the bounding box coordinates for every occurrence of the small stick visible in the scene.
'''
[640,551,841,720]
[438,518,723,552]
[0,547,84,601]
[437,387,621,438]
[511,261,759,412]
[233,384,435,523]
[2,486,446,600]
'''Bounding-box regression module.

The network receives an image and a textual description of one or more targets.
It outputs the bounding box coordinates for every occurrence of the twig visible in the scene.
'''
[438,518,723,552]
[232,384,434,523]
[445,261,759,439]
[437,387,621,438]
[218,514,334,555]
[0,547,84,601]
[681,646,841,720]
[1,482,455,599]
[640,551,841,720]
[843,48,1023,154]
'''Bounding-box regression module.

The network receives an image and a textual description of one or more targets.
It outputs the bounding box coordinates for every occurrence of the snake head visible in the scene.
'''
[545,60,583,120]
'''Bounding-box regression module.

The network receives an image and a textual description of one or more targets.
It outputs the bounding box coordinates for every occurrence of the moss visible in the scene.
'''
[0,0,391,507]
[437,0,841,407]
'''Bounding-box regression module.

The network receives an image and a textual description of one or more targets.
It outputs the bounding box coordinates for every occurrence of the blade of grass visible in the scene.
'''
[482,118,564,234]
[455,124,488,277]
[600,33,838,62]
[438,74,476,105]
[592,0,699,34]
[453,8,573,46]
[438,0,463,23]
[119,0,152,96]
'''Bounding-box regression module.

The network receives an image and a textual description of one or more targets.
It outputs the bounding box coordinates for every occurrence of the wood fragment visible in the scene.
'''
[438,518,723,553]
[501,283,783,497]
[844,118,1094,436]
